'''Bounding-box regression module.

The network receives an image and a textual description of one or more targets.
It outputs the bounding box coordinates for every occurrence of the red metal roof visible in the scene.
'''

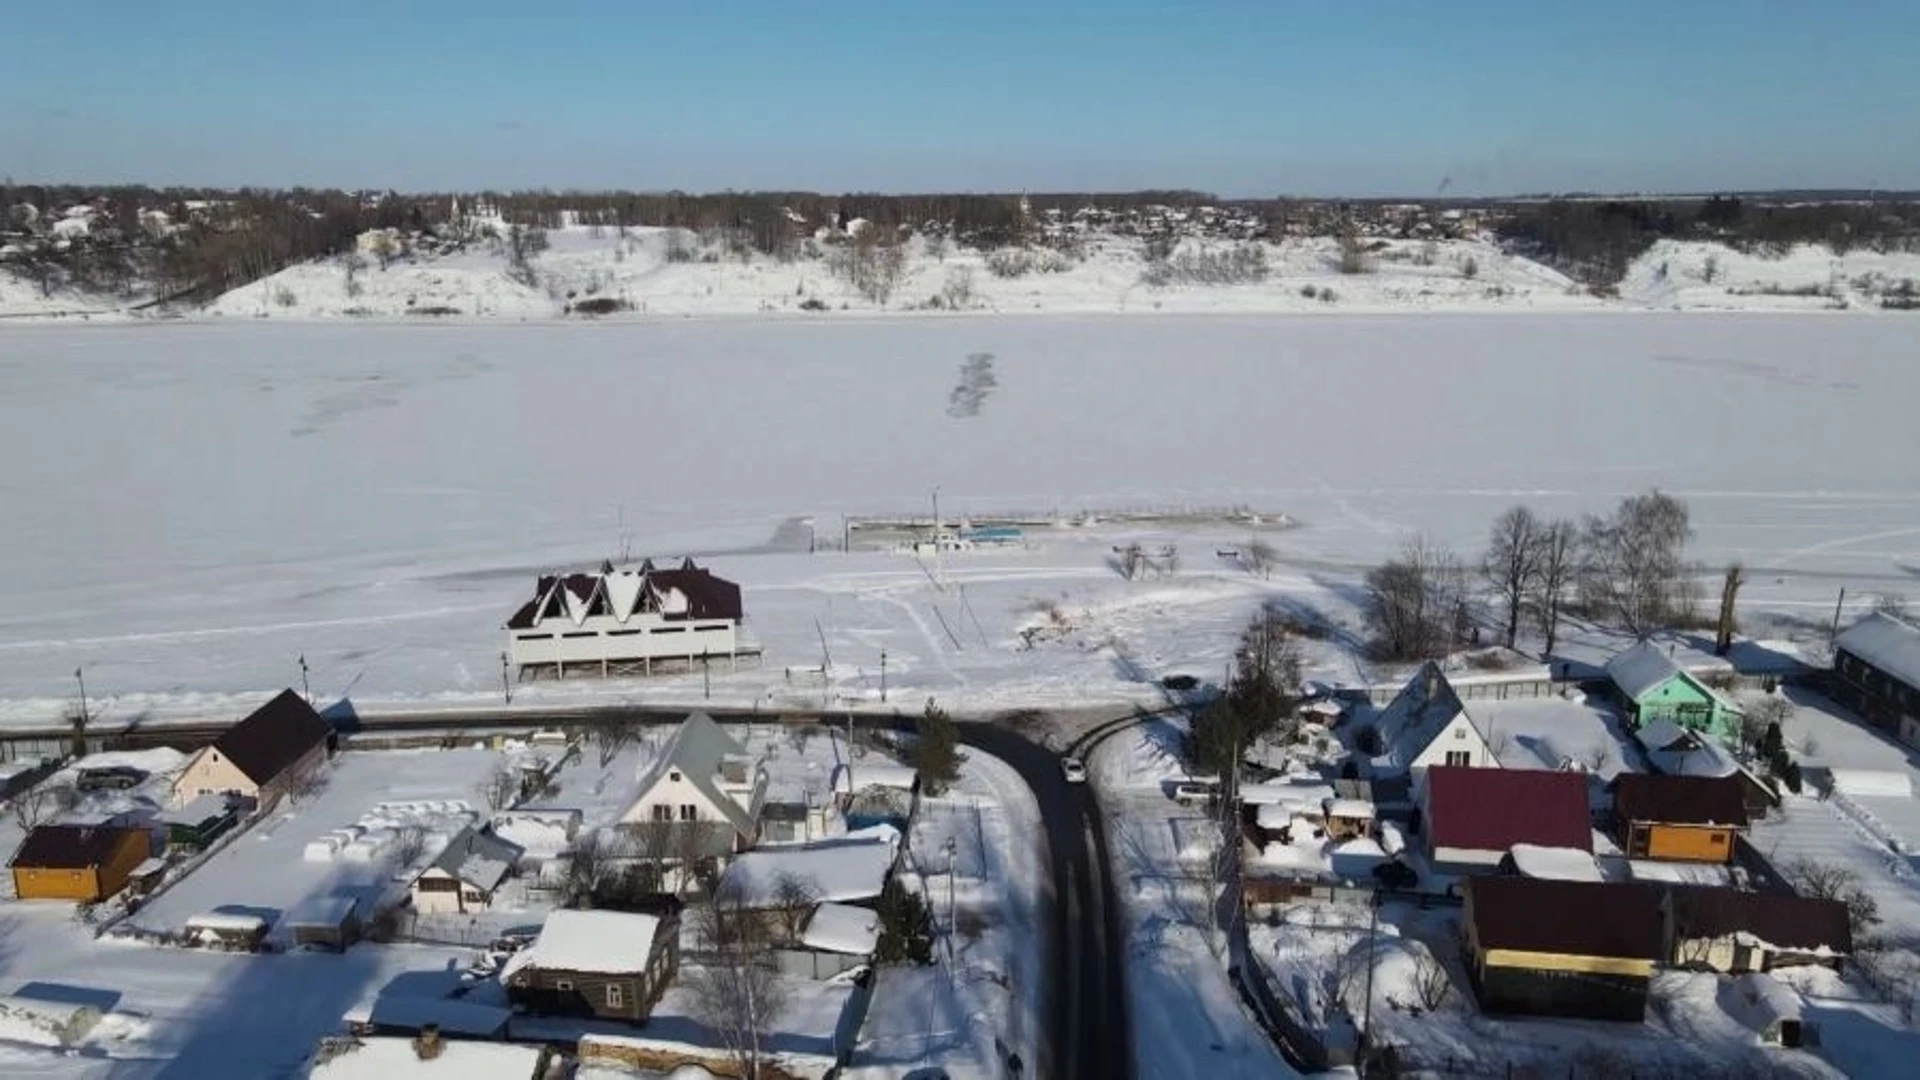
[1425,766,1592,853]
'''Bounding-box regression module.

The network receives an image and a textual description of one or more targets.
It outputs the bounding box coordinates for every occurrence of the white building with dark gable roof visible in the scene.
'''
[505,558,755,678]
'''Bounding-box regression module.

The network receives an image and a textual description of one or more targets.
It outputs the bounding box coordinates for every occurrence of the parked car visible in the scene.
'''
[1171,781,1218,806]
[1060,756,1088,784]
[76,766,146,792]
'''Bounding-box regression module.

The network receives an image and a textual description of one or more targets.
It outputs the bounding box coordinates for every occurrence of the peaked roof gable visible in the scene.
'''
[214,689,332,786]
[507,559,743,630]
[630,712,763,839]
[1835,610,1920,690]
[425,826,525,892]
[1614,773,1749,828]
[1426,765,1593,852]
[1606,641,1740,712]
[1371,662,1485,770]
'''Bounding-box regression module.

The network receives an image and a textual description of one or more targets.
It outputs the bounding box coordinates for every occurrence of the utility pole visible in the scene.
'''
[702,648,711,700]
[500,651,513,705]
[944,836,958,967]
[299,654,311,705]
[73,666,89,726]
[1830,587,1847,643]
[880,649,888,703]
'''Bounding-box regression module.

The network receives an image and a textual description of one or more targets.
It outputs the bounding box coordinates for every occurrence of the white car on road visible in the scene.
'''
[1060,756,1088,784]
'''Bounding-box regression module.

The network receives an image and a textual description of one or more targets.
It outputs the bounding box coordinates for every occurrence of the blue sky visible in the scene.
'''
[4,0,1916,195]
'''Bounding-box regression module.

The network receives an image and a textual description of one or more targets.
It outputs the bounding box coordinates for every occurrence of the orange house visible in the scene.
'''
[9,824,152,901]
[1613,774,1749,864]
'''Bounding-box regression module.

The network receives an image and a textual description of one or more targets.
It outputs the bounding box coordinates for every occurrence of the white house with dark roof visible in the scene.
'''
[1832,611,1920,748]
[617,712,767,864]
[1364,662,1498,792]
[505,558,756,679]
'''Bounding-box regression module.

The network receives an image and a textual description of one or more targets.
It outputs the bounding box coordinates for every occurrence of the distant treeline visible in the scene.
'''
[5,181,1918,300]
[1493,196,1920,284]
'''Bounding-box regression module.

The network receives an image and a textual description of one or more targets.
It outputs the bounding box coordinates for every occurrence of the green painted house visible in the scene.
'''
[1606,642,1743,746]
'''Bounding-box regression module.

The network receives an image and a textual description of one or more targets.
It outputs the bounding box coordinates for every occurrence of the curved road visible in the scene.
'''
[960,723,1134,1080]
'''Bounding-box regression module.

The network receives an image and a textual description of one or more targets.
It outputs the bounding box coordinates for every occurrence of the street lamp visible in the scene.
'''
[879,649,888,703]
[500,652,513,705]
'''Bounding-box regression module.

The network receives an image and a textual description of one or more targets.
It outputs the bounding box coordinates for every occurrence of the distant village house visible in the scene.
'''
[171,689,332,809]
[8,824,152,902]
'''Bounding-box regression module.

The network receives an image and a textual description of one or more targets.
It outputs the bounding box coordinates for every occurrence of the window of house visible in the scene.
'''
[1710,832,1727,845]
[669,770,682,782]
[606,983,624,1009]
[555,979,574,992]
[1444,750,1471,767]
[651,804,672,822]
[680,804,697,821]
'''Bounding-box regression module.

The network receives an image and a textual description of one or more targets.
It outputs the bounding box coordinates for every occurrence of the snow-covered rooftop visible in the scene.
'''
[502,908,663,979]
[718,825,900,907]
[1507,843,1603,882]
[1835,610,1920,689]
[423,826,522,892]
[801,902,880,955]
[309,1036,546,1079]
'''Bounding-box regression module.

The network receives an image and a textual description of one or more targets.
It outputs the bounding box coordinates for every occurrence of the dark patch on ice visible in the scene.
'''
[946,352,998,418]
[1651,353,1858,392]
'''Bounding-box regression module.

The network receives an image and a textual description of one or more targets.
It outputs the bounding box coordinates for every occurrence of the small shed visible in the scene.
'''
[0,994,103,1048]
[284,896,362,951]
[127,857,169,898]
[162,794,239,851]
[1606,642,1743,746]
[1321,798,1376,841]
[1719,972,1811,1048]
[185,911,270,951]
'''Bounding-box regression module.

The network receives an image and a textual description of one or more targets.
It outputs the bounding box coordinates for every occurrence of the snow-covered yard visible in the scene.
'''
[121,748,511,940]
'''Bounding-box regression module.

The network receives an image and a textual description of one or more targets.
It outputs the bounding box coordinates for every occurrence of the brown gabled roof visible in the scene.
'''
[214,689,331,786]
[1614,773,1749,829]
[9,824,146,870]
[1669,886,1853,955]
[1426,766,1593,853]
[1467,877,1663,961]
[649,562,742,621]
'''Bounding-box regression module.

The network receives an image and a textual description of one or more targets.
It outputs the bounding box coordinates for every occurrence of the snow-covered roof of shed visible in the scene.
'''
[1239,780,1333,808]
[1507,843,1603,882]
[1633,718,1692,752]
[802,902,880,955]
[1835,611,1920,690]
[424,826,523,892]
[1324,798,1375,820]
[341,995,512,1039]
[285,895,359,927]
[501,909,663,980]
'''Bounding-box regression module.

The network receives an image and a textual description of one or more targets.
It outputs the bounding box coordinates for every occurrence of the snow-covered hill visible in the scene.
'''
[7,229,1920,320]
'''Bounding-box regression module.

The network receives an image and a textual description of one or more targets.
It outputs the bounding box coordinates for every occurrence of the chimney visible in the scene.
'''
[411,1024,443,1060]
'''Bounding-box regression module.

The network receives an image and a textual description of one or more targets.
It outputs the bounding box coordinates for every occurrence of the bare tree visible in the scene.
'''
[1484,726,1512,764]
[1713,562,1746,656]
[687,885,790,1080]
[1363,536,1467,661]
[769,871,822,943]
[11,783,76,832]
[1784,859,1882,938]
[390,824,429,870]
[1408,944,1453,1010]
[1530,518,1579,657]
[562,830,608,906]
[1482,505,1545,650]
[1580,490,1695,634]
[1581,741,1614,774]
[480,762,520,812]
[1875,593,1911,621]
[624,818,677,894]
[672,821,716,898]
[1243,538,1278,580]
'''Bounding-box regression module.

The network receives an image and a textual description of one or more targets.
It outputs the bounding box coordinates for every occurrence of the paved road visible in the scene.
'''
[961,723,1134,1080]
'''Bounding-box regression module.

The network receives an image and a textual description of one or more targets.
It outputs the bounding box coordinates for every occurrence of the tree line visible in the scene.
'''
[1363,490,1700,662]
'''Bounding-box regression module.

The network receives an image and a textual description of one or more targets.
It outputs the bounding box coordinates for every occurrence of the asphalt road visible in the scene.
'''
[961,722,1134,1080]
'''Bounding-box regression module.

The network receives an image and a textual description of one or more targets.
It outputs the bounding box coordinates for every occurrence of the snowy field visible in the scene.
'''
[0,314,1917,726]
